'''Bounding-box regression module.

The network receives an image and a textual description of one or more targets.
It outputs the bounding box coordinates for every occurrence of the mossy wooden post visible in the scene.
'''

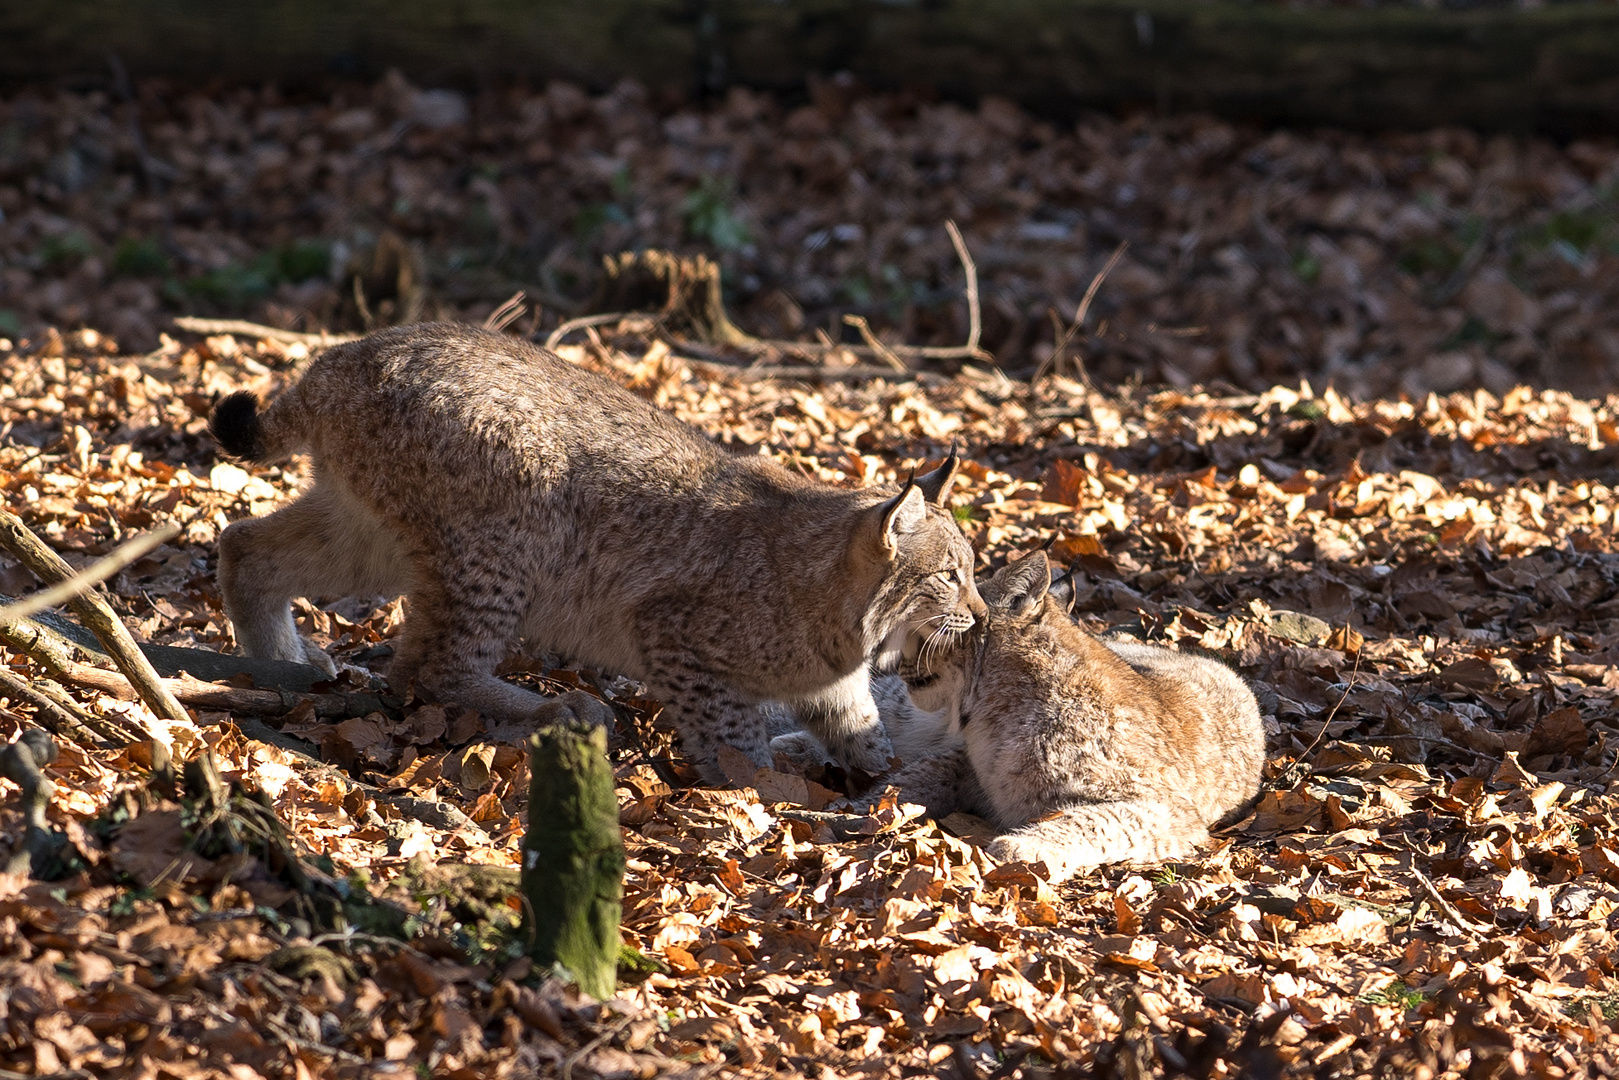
[521,722,623,1000]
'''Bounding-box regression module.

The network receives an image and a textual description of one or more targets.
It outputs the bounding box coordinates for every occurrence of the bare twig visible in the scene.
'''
[0,664,120,749]
[0,509,190,729]
[483,290,529,333]
[1033,240,1128,384]
[946,218,982,356]
[841,314,907,372]
[172,317,361,348]
[728,364,919,382]
[1408,864,1477,933]
[47,660,397,720]
[0,522,179,624]
[545,312,629,351]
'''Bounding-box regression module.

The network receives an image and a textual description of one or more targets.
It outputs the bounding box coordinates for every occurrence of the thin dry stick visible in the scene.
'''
[0,509,190,728]
[0,664,118,749]
[172,317,361,348]
[49,660,394,719]
[0,522,179,624]
[841,314,907,372]
[1408,864,1476,933]
[483,290,529,333]
[545,312,629,350]
[1033,240,1128,384]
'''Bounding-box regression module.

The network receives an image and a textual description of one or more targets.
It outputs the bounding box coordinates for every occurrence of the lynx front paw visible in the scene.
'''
[769,731,833,769]
[300,639,339,678]
[531,689,616,729]
[824,726,895,775]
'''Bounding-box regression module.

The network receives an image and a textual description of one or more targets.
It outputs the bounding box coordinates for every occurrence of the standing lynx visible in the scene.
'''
[859,550,1264,881]
[209,323,983,778]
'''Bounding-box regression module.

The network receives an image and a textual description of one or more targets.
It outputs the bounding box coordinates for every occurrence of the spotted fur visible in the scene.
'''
[212,323,983,779]
[859,550,1265,881]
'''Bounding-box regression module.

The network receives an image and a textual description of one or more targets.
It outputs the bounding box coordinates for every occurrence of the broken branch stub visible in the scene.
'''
[521,722,624,1001]
[593,250,754,348]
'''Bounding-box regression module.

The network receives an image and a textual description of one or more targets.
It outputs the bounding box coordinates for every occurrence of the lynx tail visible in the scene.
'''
[210,391,266,461]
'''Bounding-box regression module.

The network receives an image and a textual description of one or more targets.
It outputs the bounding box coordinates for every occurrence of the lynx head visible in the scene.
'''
[864,446,984,670]
[897,548,1063,718]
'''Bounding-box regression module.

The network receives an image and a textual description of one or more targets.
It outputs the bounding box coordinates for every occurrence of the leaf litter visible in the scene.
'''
[0,77,1618,1080]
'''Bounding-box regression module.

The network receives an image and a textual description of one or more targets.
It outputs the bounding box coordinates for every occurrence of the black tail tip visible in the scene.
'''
[210,390,264,460]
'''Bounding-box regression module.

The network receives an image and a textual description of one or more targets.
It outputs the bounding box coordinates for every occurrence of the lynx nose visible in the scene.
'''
[964,581,988,619]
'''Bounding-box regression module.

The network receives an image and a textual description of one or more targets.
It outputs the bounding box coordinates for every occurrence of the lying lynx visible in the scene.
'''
[209,323,983,778]
[844,550,1264,881]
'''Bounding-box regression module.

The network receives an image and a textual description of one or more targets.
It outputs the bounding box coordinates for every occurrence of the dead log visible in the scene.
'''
[5,1,1619,135]
[521,722,624,1000]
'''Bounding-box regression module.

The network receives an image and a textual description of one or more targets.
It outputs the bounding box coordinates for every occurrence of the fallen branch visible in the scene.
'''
[1408,864,1478,934]
[0,509,191,729]
[171,317,362,348]
[48,660,398,719]
[545,312,629,351]
[0,664,121,749]
[482,290,529,333]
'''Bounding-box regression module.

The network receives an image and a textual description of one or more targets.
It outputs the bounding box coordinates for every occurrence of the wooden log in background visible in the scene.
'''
[1,1,1617,135]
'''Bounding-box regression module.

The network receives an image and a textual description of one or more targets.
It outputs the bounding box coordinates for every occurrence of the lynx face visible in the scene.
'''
[866,461,984,675]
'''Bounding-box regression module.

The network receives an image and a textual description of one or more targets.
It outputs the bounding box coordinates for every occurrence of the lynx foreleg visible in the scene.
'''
[793,669,895,775]
[985,798,1208,883]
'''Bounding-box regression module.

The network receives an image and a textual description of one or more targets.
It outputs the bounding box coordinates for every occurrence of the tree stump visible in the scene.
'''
[521,722,624,1000]
[594,250,754,348]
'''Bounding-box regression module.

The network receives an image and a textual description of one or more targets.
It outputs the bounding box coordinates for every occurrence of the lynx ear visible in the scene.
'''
[1047,564,1080,616]
[915,443,961,506]
[985,550,1050,618]
[879,483,928,555]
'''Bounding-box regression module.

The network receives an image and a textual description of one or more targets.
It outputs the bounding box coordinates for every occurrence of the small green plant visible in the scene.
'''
[183,241,331,310]
[0,310,22,337]
[1436,315,1504,352]
[575,165,636,241]
[39,229,96,271]
[108,886,155,918]
[1358,979,1426,1011]
[1292,251,1321,284]
[1566,993,1619,1021]
[682,174,750,251]
[113,235,172,277]
[1152,865,1182,888]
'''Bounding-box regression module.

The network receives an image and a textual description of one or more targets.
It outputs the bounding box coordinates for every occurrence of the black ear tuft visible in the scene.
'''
[1046,565,1073,611]
[915,442,961,506]
[1047,564,1081,616]
[983,549,1050,618]
[210,390,265,460]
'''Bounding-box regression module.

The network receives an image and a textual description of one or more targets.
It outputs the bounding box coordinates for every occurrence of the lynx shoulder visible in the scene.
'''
[210,323,983,779]
[864,550,1264,881]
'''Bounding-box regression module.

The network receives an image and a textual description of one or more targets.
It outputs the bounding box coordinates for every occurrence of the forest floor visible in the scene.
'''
[1,76,1619,1080]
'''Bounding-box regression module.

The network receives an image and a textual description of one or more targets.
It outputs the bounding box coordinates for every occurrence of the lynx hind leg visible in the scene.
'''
[387,555,555,724]
[795,669,895,775]
[636,648,777,784]
[857,745,980,820]
[217,484,407,676]
[985,799,1208,883]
